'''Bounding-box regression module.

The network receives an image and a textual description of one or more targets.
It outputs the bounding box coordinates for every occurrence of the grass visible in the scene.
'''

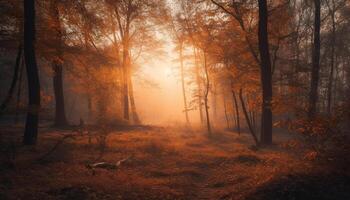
[0,124,345,200]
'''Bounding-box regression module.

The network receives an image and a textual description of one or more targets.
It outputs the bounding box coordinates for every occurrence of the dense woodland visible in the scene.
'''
[0,0,350,199]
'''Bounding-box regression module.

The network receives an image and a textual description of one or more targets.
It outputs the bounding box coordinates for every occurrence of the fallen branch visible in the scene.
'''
[86,156,131,175]
[239,89,260,147]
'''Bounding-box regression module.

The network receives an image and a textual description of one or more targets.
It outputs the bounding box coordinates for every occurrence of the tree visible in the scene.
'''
[180,0,205,125]
[258,0,273,145]
[169,14,190,125]
[23,0,40,145]
[239,89,259,146]
[308,0,321,119]
[203,50,212,134]
[0,45,22,114]
[50,0,68,126]
[105,0,168,123]
[179,39,190,124]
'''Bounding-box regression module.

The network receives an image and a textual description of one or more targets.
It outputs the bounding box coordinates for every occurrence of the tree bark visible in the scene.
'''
[258,0,273,145]
[308,0,321,119]
[23,0,40,145]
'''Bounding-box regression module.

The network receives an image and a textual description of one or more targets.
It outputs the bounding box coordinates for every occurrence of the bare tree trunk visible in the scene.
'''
[0,45,22,114]
[23,0,40,145]
[308,0,321,119]
[179,42,189,124]
[258,0,273,145]
[203,51,211,135]
[239,89,259,146]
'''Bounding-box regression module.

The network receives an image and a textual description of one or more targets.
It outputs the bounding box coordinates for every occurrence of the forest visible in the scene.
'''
[0,0,349,199]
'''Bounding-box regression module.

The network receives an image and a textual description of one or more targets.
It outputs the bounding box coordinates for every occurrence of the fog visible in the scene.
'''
[133,39,196,126]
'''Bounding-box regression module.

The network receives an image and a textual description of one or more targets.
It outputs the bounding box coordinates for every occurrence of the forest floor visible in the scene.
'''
[0,124,349,200]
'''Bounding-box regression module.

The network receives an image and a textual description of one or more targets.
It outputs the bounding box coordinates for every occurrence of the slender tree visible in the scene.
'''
[179,40,190,124]
[222,87,230,129]
[203,51,212,135]
[232,89,241,135]
[194,48,204,124]
[308,0,321,119]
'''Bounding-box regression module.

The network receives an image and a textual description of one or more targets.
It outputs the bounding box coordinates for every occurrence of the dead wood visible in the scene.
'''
[85,156,131,175]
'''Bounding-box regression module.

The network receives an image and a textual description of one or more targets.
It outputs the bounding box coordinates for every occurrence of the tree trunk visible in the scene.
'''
[223,89,230,129]
[53,64,67,126]
[308,0,321,119]
[128,69,140,124]
[179,42,189,124]
[231,87,241,135]
[203,51,211,135]
[15,59,25,124]
[194,47,204,124]
[87,93,92,122]
[212,80,218,122]
[122,43,130,121]
[0,45,22,114]
[52,1,68,127]
[239,89,259,146]
[258,0,273,145]
[327,1,336,115]
[23,0,40,145]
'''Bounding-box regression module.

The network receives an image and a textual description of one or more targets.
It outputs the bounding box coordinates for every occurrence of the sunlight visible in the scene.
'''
[134,39,186,125]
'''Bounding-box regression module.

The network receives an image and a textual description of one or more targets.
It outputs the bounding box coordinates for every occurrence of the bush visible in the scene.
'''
[288,107,350,170]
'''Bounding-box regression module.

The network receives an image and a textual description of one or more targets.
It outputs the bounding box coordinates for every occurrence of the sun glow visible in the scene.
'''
[133,39,185,125]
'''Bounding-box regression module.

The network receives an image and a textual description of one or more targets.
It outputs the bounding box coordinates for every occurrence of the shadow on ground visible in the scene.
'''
[244,172,350,200]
